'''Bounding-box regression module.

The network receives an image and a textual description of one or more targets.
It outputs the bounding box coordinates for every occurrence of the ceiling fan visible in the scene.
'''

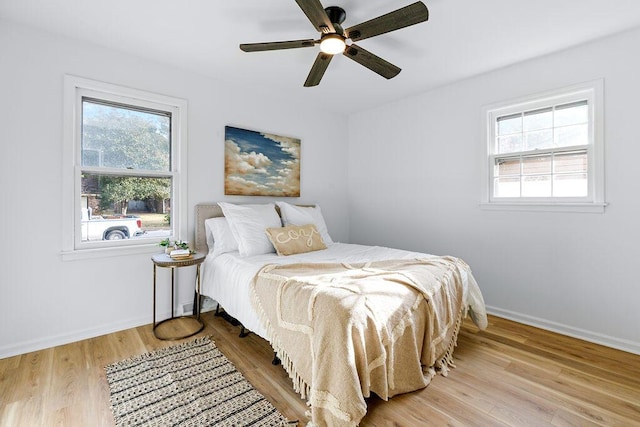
[240,0,429,87]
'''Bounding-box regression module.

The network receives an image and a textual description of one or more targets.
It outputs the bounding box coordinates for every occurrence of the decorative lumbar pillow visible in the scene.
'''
[218,202,282,256]
[265,224,327,256]
[275,201,333,244]
[204,217,238,256]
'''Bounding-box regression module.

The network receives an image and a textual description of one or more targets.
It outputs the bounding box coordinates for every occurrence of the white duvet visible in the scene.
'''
[201,243,487,341]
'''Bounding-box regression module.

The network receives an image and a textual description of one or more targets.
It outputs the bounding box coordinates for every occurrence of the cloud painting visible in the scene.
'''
[224,126,301,197]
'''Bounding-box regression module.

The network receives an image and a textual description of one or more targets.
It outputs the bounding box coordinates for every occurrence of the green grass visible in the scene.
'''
[131,212,168,230]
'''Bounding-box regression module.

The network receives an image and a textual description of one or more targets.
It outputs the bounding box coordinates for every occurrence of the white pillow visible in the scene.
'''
[204,217,239,256]
[276,201,333,244]
[218,202,282,256]
[204,218,216,251]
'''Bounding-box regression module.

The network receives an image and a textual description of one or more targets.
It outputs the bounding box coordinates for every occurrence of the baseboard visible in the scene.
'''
[486,305,640,356]
[1,297,216,359]
[0,312,167,360]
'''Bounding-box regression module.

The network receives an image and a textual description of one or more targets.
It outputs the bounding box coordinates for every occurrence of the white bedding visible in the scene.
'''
[201,242,487,342]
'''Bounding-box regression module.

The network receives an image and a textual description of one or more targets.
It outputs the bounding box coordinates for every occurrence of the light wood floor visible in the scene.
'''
[1,312,639,426]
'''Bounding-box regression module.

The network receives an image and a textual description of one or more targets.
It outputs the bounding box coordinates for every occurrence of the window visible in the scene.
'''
[63,76,187,259]
[481,80,605,212]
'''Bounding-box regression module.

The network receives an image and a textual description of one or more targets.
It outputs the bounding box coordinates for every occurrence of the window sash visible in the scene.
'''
[81,98,172,172]
[491,148,589,200]
[495,100,589,154]
[74,92,178,250]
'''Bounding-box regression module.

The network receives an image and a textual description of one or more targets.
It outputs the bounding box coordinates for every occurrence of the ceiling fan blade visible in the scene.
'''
[295,0,335,33]
[240,39,316,52]
[345,1,429,42]
[343,44,401,79]
[304,52,333,87]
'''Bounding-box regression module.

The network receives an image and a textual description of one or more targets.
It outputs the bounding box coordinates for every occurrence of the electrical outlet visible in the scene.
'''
[181,302,194,315]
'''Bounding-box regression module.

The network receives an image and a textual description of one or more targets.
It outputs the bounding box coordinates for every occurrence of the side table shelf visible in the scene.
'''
[151,252,206,340]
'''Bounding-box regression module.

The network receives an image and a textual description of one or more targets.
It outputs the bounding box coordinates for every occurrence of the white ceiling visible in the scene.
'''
[3,0,640,114]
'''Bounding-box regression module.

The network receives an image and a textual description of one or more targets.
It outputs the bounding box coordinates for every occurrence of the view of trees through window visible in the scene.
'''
[80,99,172,241]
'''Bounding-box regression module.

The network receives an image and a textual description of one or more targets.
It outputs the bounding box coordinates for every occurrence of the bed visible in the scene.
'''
[195,202,487,427]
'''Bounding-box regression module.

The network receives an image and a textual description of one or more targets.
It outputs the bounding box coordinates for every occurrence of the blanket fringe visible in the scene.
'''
[433,308,464,377]
[250,281,312,399]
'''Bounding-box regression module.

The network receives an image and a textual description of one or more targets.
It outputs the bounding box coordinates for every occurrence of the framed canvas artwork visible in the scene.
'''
[224,126,301,197]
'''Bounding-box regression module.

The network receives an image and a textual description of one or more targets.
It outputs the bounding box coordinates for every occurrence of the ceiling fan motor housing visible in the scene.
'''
[324,6,346,25]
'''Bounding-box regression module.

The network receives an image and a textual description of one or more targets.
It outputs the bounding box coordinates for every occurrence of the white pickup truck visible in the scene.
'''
[81,208,144,241]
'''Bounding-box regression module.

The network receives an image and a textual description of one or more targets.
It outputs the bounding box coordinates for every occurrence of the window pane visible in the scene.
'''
[82,100,170,171]
[494,177,520,197]
[522,175,551,197]
[495,158,520,176]
[80,173,171,241]
[555,101,588,127]
[523,108,552,131]
[554,152,587,174]
[497,135,523,154]
[497,114,522,136]
[553,174,588,197]
[554,124,588,147]
[522,155,552,175]
[524,129,553,150]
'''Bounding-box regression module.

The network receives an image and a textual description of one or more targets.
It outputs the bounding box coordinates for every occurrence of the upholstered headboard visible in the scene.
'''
[194,203,224,254]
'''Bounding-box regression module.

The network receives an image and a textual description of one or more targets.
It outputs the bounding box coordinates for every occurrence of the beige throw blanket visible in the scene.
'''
[251,256,471,427]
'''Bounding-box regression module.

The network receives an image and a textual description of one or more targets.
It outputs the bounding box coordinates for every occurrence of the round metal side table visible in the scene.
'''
[151,252,206,340]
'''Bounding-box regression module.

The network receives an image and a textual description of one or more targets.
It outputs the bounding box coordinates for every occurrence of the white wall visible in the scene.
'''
[347,27,640,354]
[0,20,350,358]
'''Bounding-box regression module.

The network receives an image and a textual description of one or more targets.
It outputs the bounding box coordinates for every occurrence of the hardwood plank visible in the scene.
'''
[505,362,640,423]
[445,362,558,423]
[551,407,605,427]
[0,313,639,426]
[558,366,640,404]
[44,342,85,417]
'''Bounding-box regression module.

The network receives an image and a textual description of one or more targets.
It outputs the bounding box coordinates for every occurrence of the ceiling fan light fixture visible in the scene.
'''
[319,34,346,55]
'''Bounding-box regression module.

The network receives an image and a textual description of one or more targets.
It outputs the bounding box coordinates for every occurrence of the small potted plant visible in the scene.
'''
[159,238,173,254]
[174,240,190,250]
[159,238,191,254]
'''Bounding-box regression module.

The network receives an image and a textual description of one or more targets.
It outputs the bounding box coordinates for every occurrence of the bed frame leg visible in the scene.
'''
[239,326,250,338]
[272,352,281,365]
[214,303,250,338]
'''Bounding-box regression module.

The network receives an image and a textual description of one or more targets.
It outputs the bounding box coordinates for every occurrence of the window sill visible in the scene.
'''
[61,243,161,261]
[479,202,607,213]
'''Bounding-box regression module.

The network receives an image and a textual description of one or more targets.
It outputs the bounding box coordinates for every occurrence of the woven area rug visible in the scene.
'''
[105,336,294,426]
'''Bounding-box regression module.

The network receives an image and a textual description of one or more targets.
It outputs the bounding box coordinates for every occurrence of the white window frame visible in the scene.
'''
[62,76,188,260]
[480,80,606,213]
